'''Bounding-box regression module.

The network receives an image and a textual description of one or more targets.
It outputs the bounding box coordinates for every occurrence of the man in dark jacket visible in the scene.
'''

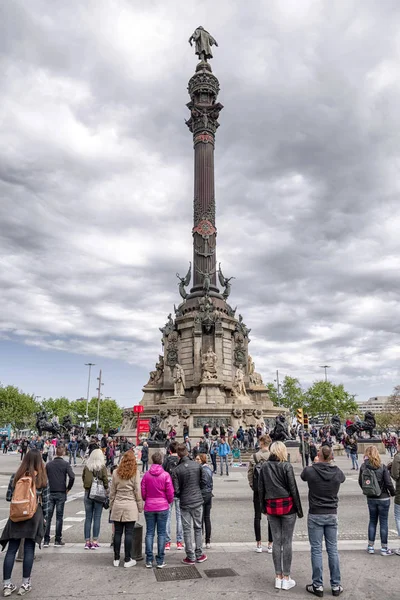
[301,445,345,597]
[163,441,183,550]
[44,444,75,547]
[172,444,207,564]
[141,441,149,473]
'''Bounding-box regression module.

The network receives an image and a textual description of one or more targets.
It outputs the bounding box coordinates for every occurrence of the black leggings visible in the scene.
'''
[113,521,135,562]
[203,496,212,544]
[254,493,273,543]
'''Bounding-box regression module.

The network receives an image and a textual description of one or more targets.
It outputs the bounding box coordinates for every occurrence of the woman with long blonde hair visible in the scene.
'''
[82,448,108,549]
[258,441,303,591]
[109,450,143,568]
[359,445,395,555]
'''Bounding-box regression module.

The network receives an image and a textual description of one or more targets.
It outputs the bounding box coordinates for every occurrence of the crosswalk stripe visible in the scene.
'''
[64,517,85,522]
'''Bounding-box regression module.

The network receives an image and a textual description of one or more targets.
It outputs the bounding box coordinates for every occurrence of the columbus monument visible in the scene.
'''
[121,28,284,437]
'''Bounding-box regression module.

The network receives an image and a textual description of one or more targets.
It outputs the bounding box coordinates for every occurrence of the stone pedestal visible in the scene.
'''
[357,439,385,455]
[197,382,226,405]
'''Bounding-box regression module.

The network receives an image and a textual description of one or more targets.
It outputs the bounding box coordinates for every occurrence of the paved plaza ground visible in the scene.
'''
[0,452,398,599]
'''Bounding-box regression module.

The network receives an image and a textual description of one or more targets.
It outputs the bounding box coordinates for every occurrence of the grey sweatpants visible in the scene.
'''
[267,513,297,576]
[180,504,203,561]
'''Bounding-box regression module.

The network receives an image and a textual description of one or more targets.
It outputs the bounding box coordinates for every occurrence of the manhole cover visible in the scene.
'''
[154,565,202,582]
[204,568,238,578]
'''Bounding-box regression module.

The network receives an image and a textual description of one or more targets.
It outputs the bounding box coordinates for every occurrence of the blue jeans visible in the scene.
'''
[308,514,341,588]
[166,498,183,543]
[394,503,400,537]
[84,493,104,540]
[350,453,358,469]
[3,538,35,580]
[145,509,169,566]
[367,498,390,546]
[44,492,66,542]
[69,450,77,465]
[219,455,229,475]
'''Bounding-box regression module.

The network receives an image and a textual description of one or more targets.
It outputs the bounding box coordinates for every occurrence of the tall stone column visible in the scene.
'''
[186,62,223,299]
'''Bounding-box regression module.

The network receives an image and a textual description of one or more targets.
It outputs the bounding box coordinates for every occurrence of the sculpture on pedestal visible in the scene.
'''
[201,346,218,381]
[176,263,191,300]
[231,367,248,400]
[218,263,235,300]
[173,363,186,397]
[270,414,290,441]
[346,411,376,439]
[196,267,216,295]
[188,26,218,62]
[146,355,164,386]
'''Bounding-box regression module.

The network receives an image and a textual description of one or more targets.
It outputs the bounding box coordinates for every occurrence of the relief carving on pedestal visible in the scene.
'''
[166,331,179,368]
[233,332,246,367]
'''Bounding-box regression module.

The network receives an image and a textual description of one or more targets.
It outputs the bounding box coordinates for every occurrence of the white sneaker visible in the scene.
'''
[113,559,120,567]
[267,545,273,554]
[282,578,296,590]
[255,546,263,553]
[275,578,283,589]
[123,559,136,568]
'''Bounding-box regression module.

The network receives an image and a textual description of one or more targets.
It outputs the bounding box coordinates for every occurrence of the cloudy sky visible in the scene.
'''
[1,0,400,407]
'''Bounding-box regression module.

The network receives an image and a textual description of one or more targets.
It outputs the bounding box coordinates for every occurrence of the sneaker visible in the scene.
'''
[165,542,171,551]
[42,541,50,548]
[306,583,324,597]
[367,545,374,554]
[124,559,136,568]
[182,557,196,565]
[91,542,100,549]
[84,542,91,550]
[54,541,65,547]
[3,584,17,597]
[255,546,263,553]
[380,548,394,556]
[176,542,184,550]
[145,562,153,568]
[275,578,283,589]
[332,586,344,597]
[282,578,296,591]
[17,584,31,597]
[113,559,120,567]
[196,554,207,563]
[156,563,166,569]
[267,545,273,554]
[205,543,211,549]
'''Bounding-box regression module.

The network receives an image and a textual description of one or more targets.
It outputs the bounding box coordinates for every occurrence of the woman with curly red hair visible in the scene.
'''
[109,450,143,568]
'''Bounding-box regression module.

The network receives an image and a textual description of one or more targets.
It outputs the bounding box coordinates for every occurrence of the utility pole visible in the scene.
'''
[96,369,104,430]
[320,365,330,382]
[274,370,281,399]
[85,363,95,431]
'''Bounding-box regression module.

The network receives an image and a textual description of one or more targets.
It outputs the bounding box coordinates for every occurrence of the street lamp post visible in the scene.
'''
[85,363,95,430]
[274,370,281,399]
[320,365,331,382]
[96,369,104,430]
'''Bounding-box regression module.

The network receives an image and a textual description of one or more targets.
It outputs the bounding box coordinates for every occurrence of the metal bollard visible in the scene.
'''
[131,523,143,561]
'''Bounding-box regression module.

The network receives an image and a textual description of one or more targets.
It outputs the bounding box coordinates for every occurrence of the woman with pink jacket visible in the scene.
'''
[141,450,174,569]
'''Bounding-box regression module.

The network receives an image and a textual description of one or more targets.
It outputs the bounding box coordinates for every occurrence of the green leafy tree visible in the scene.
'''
[41,397,71,420]
[303,381,358,418]
[70,397,122,431]
[280,376,305,413]
[387,386,400,429]
[0,384,39,431]
[266,383,279,406]
[375,412,393,432]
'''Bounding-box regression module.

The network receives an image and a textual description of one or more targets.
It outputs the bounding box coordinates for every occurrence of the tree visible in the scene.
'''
[266,383,279,406]
[40,397,71,420]
[0,384,39,431]
[280,376,305,413]
[303,381,358,418]
[387,386,400,429]
[69,397,122,432]
[375,412,393,432]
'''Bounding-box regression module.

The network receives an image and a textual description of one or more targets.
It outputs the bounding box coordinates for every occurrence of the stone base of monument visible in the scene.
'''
[196,382,226,405]
[147,440,166,449]
[357,439,385,454]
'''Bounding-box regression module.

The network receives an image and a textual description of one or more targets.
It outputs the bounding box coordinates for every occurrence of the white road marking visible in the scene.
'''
[76,510,86,515]
[65,491,85,503]
[64,517,85,522]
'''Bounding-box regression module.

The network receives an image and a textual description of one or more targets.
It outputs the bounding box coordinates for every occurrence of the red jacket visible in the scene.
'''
[141,464,174,512]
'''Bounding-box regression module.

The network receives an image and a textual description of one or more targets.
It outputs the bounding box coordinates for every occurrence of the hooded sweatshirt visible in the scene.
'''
[140,464,174,512]
[301,462,345,514]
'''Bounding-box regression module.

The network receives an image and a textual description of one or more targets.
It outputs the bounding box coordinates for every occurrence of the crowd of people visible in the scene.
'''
[0,427,399,597]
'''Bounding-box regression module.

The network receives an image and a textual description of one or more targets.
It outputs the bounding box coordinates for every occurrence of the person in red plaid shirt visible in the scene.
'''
[258,441,303,591]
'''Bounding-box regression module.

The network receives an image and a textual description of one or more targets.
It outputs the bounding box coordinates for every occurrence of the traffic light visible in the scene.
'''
[296,408,303,425]
[303,413,309,430]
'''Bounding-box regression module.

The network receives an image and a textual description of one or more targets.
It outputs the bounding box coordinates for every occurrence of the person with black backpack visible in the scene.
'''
[162,441,184,551]
[247,434,273,553]
[359,444,396,556]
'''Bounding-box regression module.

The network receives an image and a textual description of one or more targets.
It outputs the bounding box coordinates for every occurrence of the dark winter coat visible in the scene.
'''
[172,456,206,509]
[258,456,303,517]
